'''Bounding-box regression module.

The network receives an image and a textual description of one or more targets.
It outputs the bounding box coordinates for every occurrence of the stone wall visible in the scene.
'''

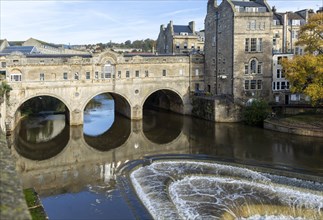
[0,132,31,220]
[191,95,241,122]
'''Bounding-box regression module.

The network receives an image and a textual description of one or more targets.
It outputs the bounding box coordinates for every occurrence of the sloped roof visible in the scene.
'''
[231,1,264,7]
[173,25,193,34]
[8,41,24,46]
[1,46,36,54]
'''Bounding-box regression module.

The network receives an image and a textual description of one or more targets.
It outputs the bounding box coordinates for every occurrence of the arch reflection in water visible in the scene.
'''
[143,109,183,144]
[84,94,115,136]
[130,160,323,220]
[13,115,69,160]
[84,114,131,151]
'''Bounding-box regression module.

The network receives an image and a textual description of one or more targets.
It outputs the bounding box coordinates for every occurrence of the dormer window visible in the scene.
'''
[180,32,188,36]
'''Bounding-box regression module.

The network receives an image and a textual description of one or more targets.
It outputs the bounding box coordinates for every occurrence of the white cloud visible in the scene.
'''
[1,0,322,44]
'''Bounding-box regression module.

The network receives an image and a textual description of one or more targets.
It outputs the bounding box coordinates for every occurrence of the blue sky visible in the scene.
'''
[1,0,322,45]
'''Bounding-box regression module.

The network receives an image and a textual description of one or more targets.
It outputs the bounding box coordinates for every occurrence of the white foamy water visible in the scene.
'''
[130,161,323,220]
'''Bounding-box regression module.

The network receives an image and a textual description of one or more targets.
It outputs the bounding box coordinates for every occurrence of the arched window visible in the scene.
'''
[10,69,22,82]
[103,62,115,79]
[250,59,257,74]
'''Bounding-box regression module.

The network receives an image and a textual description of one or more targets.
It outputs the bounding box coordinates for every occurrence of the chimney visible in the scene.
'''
[189,21,195,33]
[207,0,217,13]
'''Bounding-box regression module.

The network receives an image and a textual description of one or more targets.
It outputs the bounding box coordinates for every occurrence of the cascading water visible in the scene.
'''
[130,160,323,220]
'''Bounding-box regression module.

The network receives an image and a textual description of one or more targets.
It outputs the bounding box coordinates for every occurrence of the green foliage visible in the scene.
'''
[97,38,156,52]
[242,99,270,127]
[0,81,12,97]
[282,54,323,106]
[296,13,323,55]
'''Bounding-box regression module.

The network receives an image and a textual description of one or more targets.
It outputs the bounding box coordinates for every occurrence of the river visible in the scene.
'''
[10,94,323,219]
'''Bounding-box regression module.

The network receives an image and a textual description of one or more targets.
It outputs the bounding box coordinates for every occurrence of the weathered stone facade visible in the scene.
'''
[205,0,273,104]
[0,50,209,131]
[156,21,204,54]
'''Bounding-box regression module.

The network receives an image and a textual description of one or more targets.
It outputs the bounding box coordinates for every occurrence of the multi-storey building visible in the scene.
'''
[205,0,273,103]
[272,9,313,54]
[156,21,204,54]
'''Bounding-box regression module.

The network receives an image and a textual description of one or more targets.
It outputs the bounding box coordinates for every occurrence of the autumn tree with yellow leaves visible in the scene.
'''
[282,13,323,106]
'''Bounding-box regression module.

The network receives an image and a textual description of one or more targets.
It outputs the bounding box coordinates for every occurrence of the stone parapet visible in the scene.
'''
[0,132,31,220]
[264,119,323,137]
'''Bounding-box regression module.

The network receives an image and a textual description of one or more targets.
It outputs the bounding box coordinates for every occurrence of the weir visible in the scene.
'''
[129,159,323,220]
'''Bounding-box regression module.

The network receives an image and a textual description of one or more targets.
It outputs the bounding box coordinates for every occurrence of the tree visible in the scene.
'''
[282,55,323,105]
[242,99,270,127]
[296,13,323,55]
[282,13,323,106]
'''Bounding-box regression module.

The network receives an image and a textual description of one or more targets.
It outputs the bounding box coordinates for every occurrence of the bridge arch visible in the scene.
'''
[9,93,71,131]
[83,91,132,119]
[14,93,72,115]
[143,88,185,114]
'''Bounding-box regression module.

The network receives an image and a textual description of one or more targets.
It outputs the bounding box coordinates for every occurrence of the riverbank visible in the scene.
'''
[0,132,31,220]
[264,114,323,137]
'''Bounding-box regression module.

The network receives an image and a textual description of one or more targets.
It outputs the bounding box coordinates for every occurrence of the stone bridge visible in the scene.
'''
[2,50,205,132]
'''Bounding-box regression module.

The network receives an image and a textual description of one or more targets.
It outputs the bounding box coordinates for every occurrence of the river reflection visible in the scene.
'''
[10,98,323,219]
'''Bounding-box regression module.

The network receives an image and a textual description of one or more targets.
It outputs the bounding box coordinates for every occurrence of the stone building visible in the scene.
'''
[205,0,273,103]
[156,21,204,54]
[272,9,314,54]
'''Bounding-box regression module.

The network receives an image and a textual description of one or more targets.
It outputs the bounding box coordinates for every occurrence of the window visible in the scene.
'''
[250,80,256,89]
[86,72,90,80]
[292,30,298,39]
[11,74,21,81]
[250,20,256,30]
[245,80,262,90]
[145,70,149,77]
[250,38,257,52]
[179,69,183,75]
[277,56,287,65]
[162,69,166,77]
[195,69,199,76]
[291,94,300,101]
[257,38,263,52]
[95,71,99,79]
[258,22,265,30]
[1,62,6,68]
[245,38,262,52]
[184,43,187,49]
[291,20,301,26]
[273,38,277,46]
[257,80,262,89]
[75,72,79,80]
[276,82,280,90]
[245,38,249,52]
[191,44,195,49]
[104,64,112,78]
[245,65,249,74]
[250,60,257,74]
[135,70,140,77]
[40,73,45,81]
[245,80,249,90]
[176,43,180,49]
[126,71,130,78]
[118,71,121,78]
[63,72,68,80]
[281,81,286,89]
[13,60,19,63]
